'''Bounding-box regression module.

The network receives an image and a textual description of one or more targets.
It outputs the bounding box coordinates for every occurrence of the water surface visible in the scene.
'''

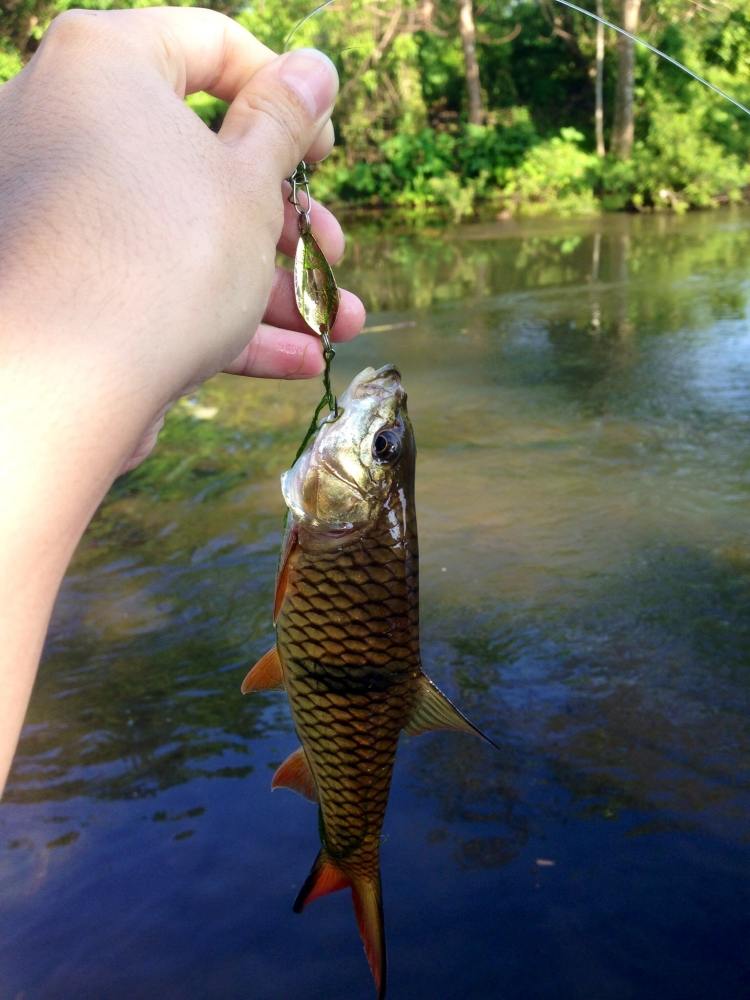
[2,210,749,999]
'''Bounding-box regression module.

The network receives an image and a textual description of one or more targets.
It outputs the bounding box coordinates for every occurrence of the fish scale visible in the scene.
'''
[277,503,420,874]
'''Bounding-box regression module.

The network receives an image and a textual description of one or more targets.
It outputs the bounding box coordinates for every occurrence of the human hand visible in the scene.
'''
[0,6,365,793]
[0,5,365,472]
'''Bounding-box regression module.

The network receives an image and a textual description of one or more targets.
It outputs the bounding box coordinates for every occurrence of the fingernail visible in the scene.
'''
[279,49,339,120]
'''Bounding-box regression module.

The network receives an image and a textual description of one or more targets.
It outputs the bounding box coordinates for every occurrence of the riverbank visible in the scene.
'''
[308,118,750,223]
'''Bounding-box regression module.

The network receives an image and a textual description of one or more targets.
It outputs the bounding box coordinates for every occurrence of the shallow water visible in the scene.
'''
[2,210,750,999]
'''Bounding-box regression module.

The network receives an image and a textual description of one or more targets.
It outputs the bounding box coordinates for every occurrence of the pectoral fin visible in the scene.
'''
[274,519,299,624]
[405,675,499,749]
[241,646,284,694]
[272,746,318,802]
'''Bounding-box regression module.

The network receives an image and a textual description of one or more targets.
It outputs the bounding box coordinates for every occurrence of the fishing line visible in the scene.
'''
[554,0,750,118]
[284,0,338,51]
[285,0,750,118]
[284,3,346,468]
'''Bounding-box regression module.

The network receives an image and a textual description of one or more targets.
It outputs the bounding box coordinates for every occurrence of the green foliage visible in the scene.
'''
[0,40,23,83]
[314,111,541,220]
[502,128,601,216]
[601,99,750,212]
[1,0,749,217]
[185,91,227,128]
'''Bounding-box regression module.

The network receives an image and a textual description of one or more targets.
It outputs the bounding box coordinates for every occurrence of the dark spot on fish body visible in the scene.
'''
[290,659,408,696]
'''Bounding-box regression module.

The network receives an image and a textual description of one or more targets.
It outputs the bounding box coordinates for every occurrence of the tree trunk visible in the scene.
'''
[612,0,641,159]
[458,0,484,125]
[595,0,606,156]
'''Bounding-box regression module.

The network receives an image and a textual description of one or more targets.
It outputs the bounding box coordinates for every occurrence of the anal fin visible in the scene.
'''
[404,675,499,749]
[241,646,284,694]
[272,746,318,802]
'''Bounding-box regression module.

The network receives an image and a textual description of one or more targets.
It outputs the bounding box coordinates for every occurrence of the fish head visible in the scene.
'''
[281,364,414,536]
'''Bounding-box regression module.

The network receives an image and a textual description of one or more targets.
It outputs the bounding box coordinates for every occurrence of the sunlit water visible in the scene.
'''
[2,210,749,999]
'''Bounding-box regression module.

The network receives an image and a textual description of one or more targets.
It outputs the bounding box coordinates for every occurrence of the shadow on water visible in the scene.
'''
[2,210,750,999]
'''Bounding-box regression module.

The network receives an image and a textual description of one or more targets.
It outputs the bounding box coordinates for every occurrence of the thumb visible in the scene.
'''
[219,48,338,177]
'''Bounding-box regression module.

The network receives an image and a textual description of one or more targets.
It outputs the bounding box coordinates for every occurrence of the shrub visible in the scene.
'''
[601,102,750,211]
[501,128,601,216]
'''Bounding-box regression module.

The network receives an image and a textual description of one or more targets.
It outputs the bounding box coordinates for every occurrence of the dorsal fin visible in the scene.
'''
[240,646,284,694]
[404,675,499,749]
[272,746,318,802]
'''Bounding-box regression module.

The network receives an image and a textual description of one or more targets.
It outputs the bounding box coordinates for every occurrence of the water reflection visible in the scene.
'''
[5,527,291,804]
[2,210,750,1000]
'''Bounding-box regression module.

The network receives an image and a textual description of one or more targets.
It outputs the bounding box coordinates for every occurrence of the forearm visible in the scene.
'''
[0,338,143,795]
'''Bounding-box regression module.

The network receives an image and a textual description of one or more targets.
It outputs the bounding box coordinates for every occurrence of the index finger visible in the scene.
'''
[53,6,278,100]
[139,7,276,98]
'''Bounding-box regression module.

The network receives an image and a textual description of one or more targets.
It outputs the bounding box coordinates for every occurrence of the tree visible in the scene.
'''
[611,0,641,158]
[457,0,484,124]
[594,0,606,156]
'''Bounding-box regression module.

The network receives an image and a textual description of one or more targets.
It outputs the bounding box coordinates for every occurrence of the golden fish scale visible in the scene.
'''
[278,511,419,878]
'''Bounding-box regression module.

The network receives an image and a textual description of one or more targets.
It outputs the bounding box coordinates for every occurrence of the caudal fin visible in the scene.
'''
[293,851,387,999]
[352,873,387,1000]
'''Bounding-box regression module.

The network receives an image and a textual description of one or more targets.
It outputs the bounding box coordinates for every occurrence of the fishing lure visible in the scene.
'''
[287,159,340,456]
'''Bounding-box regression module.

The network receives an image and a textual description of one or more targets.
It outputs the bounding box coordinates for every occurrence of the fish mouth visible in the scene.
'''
[344,364,404,405]
[370,363,401,383]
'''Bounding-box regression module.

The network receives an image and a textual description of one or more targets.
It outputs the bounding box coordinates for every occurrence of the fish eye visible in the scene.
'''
[372,427,402,464]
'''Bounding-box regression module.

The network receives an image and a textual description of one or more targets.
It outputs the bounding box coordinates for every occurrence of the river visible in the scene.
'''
[1,209,749,999]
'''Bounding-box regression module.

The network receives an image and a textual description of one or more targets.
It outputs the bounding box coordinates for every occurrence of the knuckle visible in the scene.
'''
[41,9,146,65]
[44,9,107,47]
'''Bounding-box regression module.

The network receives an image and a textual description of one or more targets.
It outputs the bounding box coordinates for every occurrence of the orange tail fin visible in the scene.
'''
[352,873,387,1000]
[293,851,387,999]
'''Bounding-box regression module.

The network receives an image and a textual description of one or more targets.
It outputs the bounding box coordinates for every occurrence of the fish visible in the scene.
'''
[242,364,494,998]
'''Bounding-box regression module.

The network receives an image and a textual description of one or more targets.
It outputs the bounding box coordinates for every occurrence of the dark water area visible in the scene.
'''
[2,210,750,999]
